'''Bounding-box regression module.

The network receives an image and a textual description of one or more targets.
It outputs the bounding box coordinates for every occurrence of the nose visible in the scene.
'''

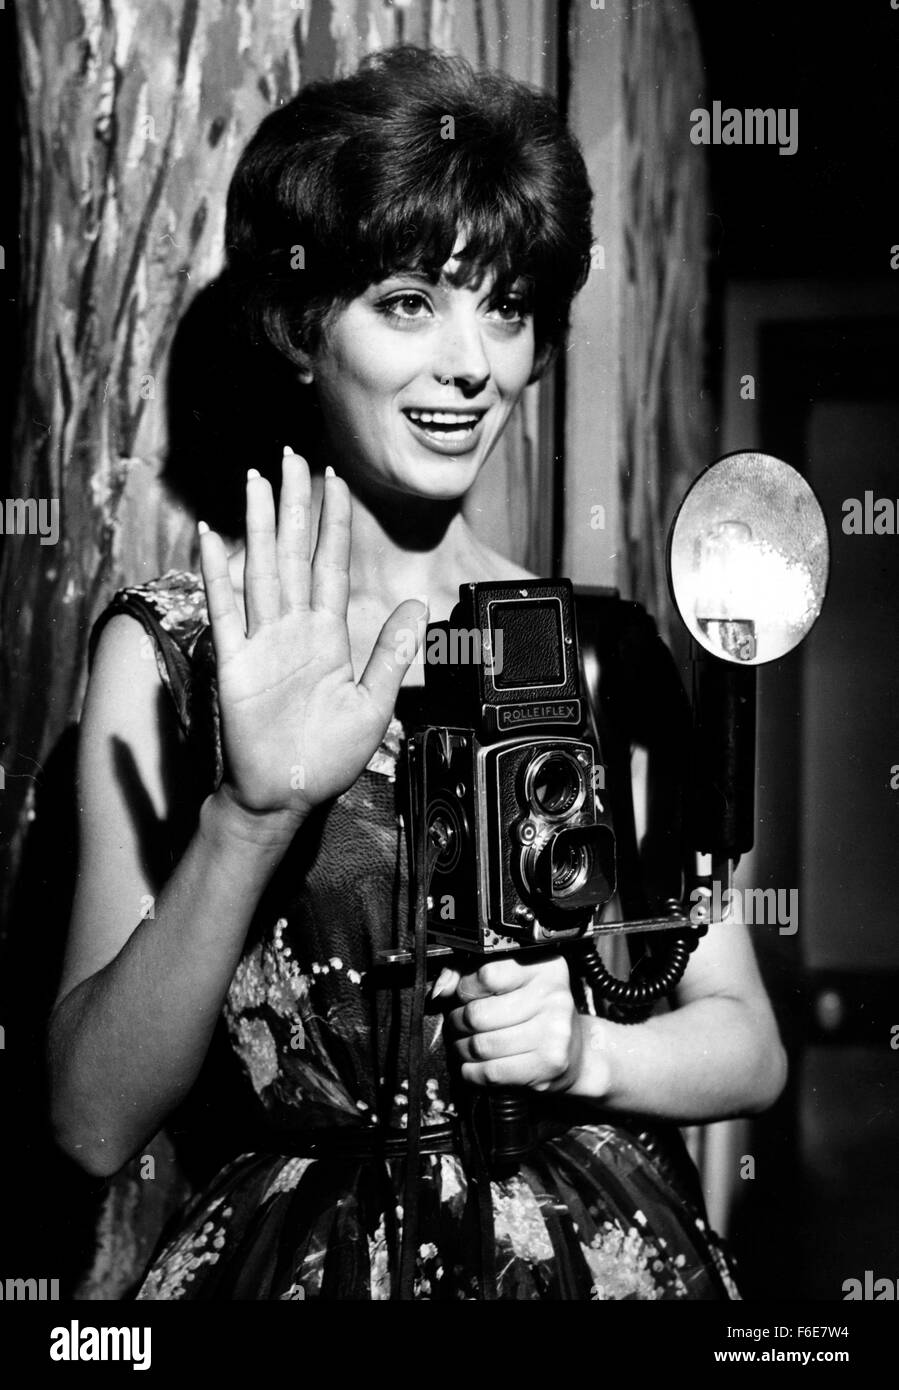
[433,308,491,396]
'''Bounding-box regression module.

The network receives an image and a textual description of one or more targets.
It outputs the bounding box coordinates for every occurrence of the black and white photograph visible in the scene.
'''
[0,0,896,1363]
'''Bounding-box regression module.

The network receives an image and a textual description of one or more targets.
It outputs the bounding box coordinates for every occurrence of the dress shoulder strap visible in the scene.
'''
[87,569,209,737]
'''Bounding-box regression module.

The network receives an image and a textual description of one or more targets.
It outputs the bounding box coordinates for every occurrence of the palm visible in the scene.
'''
[199,455,424,823]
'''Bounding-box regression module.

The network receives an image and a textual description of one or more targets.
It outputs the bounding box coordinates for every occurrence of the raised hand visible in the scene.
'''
[197,450,426,830]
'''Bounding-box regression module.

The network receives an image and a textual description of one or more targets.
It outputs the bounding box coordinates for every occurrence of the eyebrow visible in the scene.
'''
[374,265,530,293]
[375,266,446,288]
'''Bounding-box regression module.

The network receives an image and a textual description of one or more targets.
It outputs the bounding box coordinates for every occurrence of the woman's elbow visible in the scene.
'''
[50,1119,125,1179]
[47,1035,128,1178]
[740,1014,788,1115]
[48,1079,129,1178]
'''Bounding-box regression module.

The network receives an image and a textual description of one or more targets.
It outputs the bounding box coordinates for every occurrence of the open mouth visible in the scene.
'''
[402,408,486,444]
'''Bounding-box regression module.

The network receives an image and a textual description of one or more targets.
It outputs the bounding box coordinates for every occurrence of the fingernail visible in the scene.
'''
[282,445,294,459]
[430,968,453,1000]
[414,593,430,612]
[247,468,261,481]
[325,465,336,479]
[197,520,209,536]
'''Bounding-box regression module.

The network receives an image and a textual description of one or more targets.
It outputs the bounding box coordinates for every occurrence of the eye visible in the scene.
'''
[487,295,530,327]
[377,292,433,323]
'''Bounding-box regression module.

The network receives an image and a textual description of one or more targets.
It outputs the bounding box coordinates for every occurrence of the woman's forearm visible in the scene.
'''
[567,995,787,1124]
[48,789,302,1176]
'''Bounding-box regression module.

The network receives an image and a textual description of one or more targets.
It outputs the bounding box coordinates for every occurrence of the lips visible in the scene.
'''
[402,407,488,456]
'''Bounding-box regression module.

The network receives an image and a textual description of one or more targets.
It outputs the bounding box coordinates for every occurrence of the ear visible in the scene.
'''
[259,305,317,381]
[294,350,314,385]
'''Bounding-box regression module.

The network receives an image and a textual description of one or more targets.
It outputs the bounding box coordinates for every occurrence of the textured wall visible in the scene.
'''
[618,0,711,633]
[564,0,711,643]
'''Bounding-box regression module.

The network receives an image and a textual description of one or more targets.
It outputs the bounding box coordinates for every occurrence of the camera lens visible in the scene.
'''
[551,840,592,896]
[519,824,616,924]
[526,751,586,820]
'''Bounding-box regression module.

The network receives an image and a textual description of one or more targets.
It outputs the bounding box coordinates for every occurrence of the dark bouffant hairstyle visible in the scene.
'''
[224,46,594,381]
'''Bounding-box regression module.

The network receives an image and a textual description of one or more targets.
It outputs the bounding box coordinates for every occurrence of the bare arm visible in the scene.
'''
[567,917,788,1121]
[441,920,786,1125]
[49,455,426,1175]
[48,618,303,1174]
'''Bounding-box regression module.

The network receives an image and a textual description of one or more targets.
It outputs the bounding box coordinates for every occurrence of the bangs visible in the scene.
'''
[346,168,551,297]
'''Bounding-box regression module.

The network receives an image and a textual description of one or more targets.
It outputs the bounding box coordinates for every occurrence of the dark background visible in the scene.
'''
[694,0,898,281]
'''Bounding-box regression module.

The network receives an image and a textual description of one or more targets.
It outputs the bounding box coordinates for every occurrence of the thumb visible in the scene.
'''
[358,597,429,718]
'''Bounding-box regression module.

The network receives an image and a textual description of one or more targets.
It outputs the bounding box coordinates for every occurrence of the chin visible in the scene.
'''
[393,455,485,501]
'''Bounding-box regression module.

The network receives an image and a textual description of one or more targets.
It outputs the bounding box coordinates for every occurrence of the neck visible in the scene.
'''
[344,482,480,608]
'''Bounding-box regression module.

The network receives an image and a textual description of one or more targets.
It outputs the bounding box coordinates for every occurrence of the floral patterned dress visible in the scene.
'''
[88,571,741,1301]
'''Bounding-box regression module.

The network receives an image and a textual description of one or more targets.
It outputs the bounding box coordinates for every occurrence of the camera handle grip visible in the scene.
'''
[485,1088,534,1168]
[452,948,535,1169]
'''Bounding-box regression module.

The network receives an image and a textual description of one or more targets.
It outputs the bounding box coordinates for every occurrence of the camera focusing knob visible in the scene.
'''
[429,820,448,849]
[516,819,538,845]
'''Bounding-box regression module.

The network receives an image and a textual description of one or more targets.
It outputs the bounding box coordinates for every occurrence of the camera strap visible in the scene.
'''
[395,735,432,1300]
[457,1091,499,1300]
[397,730,499,1300]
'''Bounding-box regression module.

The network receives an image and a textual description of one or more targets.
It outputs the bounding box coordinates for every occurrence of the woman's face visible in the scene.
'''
[307,255,535,504]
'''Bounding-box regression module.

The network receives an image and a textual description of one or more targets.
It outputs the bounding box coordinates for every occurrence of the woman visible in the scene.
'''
[48,47,785,1300]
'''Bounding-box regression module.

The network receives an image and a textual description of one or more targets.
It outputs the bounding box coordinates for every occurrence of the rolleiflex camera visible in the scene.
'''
[407,580,617,952]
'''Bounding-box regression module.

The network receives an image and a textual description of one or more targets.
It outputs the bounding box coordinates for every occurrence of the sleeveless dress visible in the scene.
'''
[89,570,741,1301]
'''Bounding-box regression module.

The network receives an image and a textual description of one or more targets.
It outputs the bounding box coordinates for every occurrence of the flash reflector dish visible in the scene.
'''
[668,452,829,665]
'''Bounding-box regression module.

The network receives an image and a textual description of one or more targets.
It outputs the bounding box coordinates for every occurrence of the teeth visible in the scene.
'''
[407,410,480,425]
